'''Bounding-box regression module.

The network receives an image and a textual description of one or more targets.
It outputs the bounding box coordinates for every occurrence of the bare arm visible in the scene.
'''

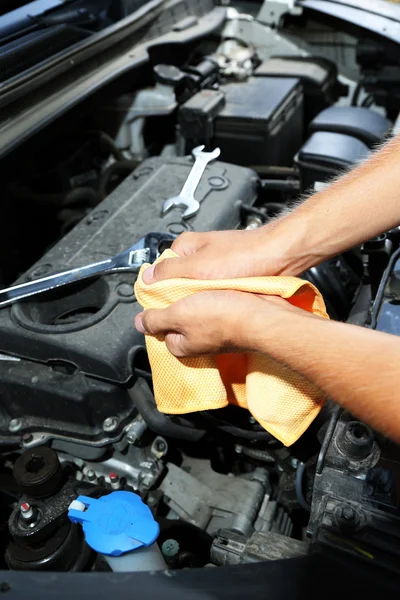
[270,133,400,276]
[145,134,400,283]
[249,308,400,443]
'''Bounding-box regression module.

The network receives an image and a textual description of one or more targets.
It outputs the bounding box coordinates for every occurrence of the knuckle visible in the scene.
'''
[172,231,202,254]
[142,310,156,334]
[165,333,185,357]
[153,259,169,279]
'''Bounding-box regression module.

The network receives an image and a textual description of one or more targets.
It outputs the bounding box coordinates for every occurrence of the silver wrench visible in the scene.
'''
[162,145,221,219]
[0,232,175,309]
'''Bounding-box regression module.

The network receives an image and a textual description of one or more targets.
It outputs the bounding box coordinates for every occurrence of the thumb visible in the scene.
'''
[135,310,187,357]
[135,308,173,335]
[142,254,204,284]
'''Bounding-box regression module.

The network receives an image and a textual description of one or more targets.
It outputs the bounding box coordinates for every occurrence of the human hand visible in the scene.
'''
[134,290,308,358]
[142,226,293,285]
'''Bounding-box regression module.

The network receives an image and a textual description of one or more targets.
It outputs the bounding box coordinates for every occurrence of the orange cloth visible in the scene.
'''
[135,249,329,446]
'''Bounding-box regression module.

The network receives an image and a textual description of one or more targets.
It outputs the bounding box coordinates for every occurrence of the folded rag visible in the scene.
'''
[135,249,329,446]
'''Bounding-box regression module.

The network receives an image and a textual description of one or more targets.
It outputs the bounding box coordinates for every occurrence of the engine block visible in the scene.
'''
[0,157,258,450]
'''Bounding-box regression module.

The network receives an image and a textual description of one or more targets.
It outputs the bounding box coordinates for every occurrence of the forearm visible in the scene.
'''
[265,134,400,276]
[252,312,400,442]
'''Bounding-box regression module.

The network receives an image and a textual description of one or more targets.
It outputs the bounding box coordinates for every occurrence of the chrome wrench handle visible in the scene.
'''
[0,232,175,309]
[0,259,115,308]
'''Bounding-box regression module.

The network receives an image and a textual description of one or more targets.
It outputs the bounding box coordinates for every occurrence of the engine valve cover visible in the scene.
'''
[0,156,258,443]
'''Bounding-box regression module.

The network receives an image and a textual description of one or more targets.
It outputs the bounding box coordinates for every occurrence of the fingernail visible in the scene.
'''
[135,314,147,334]
[142,266,154,284]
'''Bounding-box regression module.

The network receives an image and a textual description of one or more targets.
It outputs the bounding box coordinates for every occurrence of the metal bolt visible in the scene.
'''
[248,416,256,425]
[109,472,121,490]
[22,433,33,444]
[86,470,97,483]
[20,503,33,519]
[125,420,147,444]
[341,505,356,522]
[103,417,118,433]
[9,419,22,433]
[155,439,166,453]
[234,444,243,454]
[20,502,38,526]
[152,436,168,457]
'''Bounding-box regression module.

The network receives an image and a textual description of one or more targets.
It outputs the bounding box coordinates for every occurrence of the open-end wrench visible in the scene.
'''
[0,232,175,309]
[162,145,221,219]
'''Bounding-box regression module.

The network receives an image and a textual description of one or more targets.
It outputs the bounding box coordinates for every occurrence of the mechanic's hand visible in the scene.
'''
[142,227,289,284]
[134,290,307,358]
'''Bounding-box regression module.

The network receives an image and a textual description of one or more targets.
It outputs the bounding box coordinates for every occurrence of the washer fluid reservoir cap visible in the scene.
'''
[67,491,160,556]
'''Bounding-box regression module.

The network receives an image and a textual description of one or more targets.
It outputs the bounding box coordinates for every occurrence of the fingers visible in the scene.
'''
[142,232,205,284]
[135,308,173,336]
[171,231,203,256]
[143,254,208,284]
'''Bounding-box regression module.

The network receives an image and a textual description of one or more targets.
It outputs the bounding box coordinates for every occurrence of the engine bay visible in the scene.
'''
[0,0,400,582]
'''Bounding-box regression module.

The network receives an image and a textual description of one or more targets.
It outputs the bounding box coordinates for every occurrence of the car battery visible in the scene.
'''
[214,76,304,168]
[255,56,347,123]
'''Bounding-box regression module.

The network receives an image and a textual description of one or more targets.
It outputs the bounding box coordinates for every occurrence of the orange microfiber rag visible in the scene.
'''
[135,249,329,446]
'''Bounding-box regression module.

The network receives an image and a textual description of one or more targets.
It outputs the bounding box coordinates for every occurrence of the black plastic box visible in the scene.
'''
[255,56,346,124]
[214,76,303,167]
[295,131,370,191]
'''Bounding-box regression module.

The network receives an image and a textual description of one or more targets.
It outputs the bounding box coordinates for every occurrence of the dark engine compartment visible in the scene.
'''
[0,0,399,585]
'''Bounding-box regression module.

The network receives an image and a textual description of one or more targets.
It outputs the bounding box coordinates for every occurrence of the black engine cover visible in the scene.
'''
[0,156,258,443]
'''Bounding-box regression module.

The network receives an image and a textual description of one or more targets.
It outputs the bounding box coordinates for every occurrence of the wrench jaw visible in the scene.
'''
[192,146,221,161]
[181,200,200,219]
[161,196,200,219]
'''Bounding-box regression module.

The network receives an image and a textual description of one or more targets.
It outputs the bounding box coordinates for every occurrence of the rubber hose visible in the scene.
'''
[240,447,275,463]
[99,159,138,199]
[63,186,99,207]
[295,462,311,511]
[128,378,205,442]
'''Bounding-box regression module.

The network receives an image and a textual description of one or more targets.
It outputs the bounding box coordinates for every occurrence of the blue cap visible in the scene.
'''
[68,491,160,556]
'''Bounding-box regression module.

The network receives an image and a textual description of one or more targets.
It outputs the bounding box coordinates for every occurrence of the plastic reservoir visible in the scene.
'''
[68,490,167,572]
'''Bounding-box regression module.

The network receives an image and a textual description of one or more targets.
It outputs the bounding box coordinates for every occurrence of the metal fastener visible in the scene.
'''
[103,417,118,432]
[20,503,34,519]
[9,419,22,433]
[86,470,97,483]
[20,502,38,526]
[109,472,121,490]
[125,419,147,444]
[152,436,168,458]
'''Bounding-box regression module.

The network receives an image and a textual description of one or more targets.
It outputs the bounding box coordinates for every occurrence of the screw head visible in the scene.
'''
[9,419,22,433]
[335,503,361,531]
[103,417,118,432]
[155,439,166,452]
[152,436,168,457]
[22,433,33,444]
[341,505,356,521]
[86,470,97,482]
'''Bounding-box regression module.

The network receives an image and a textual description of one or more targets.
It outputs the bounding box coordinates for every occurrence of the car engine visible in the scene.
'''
[0,1,399,580]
